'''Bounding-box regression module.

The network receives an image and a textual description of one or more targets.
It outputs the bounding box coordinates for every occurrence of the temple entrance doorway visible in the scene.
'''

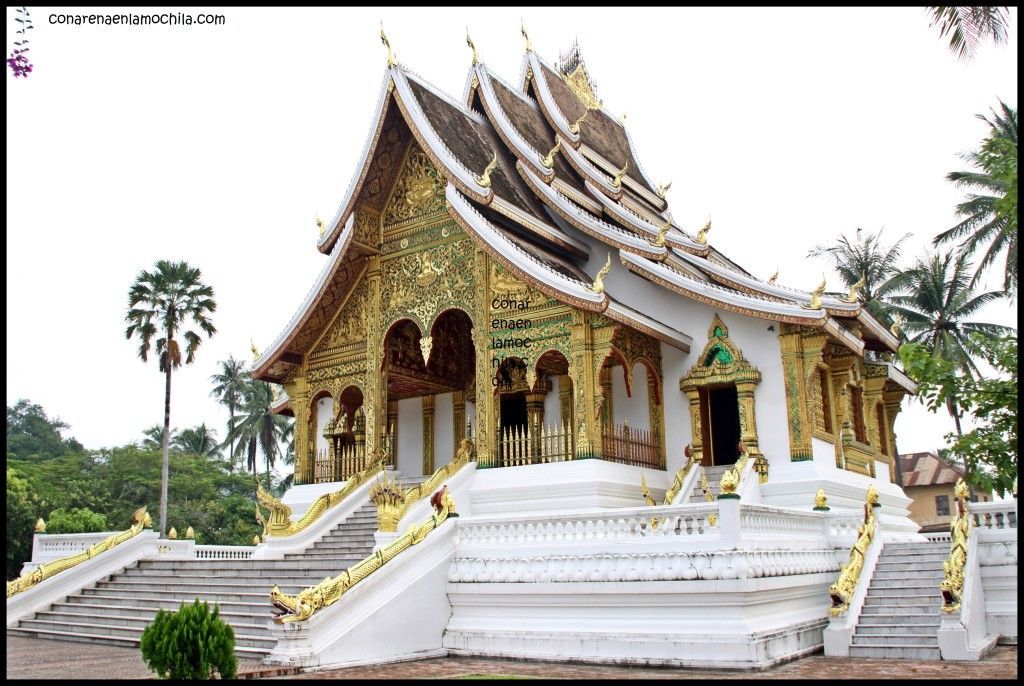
[499,392,528,433]
[700,384,741,466]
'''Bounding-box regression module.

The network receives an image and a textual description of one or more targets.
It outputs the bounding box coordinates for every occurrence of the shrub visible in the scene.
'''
[46,507,108,534]
[140,599,237,679]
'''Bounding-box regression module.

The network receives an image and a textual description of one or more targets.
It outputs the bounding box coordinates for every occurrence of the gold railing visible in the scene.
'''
[601,422,659,469]
[828,486,879,616]
[270,486,457,623]
[496,421,574,467]
[7,506,151,598]
[940,479,971,612]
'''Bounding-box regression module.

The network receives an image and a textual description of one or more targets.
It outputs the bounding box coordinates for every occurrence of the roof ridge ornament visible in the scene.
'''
[803,275,826,309]
[655,181,672,199]
[380,25,397,67]
[476,151,498,188]
[316,215,325,237]
[542,139,562,168]
[568,109,588,135]
[251,341,261,363]
[591,252,612,294]
[844,274,866,303]
[651,217,671,247]
[767,269,779,285]
[521,22,533,53]
[466,28,479,66]
[890,313,904,338]
[695,219,711,244]
[611,162,628,188]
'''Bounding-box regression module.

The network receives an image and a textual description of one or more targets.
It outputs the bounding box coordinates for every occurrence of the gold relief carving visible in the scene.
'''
[562,64,602,110]
[354,206,380,246]
[314,281,369,357]
[380,237,475,333]
[473,248,493,464]
[382,144,446,225]
[419,335,433,365]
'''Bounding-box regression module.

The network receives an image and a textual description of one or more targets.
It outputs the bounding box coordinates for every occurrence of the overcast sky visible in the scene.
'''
[6,7,1018,470]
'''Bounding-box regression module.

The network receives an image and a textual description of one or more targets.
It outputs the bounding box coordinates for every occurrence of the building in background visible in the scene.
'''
[897,450,993,532]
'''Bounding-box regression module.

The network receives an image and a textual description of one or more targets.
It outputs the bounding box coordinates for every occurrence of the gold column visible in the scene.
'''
[735,381,761,457]
[364,260,384,459]
[778,325,812,461]
[683,389,704,465]
[422,395,435,475]
[829,353,856,470]
[288,376,308,484]
[883,387,904,483]
[559,374,573,428]
[387,400,399,468]
[647,373,666,468]
[600,375,613,428]
[453,390,466,444]
[473,248,494,466]
[570,310,601,458]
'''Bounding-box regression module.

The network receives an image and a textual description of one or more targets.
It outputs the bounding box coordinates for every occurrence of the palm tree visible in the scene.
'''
[209,356,249,472]
[125,260,217,537]
[226,378,290,482]
[173,424,222,458]
[927,7,1010,61]
[889,251,1013,433]
[808,227,912,325]
[934,101,1018,294]
[141,425,180,452]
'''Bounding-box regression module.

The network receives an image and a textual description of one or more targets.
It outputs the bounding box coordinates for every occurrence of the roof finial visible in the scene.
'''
[655,181,672,199]
[520,22,533,52]
[808,275,826,309]
[845,274,866,303]
[476,151,498,188]
[466,28,479,66]
[652,217,671,248]
[767,268,779,285]
[251,341,261,363]
[316,215,325,237]
[380,25,397,67]
[611,162,628,188]
[542,139,562,168]
[890,313,904,338]
[591,252,612,294]
[695,218,711,244]
[619,112,627,125]
[569,109,588,135]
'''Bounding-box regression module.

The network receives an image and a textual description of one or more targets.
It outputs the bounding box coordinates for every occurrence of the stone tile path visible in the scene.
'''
[6,635,1015,680]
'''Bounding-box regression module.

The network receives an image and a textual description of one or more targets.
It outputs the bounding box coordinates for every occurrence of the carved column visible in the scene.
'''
[473,248,494,466]
[559,375,573,431]
[647,373,666,468]
[289,376,308,484]
[778,325,812,461]
[883,387,904,483]
[387,400,399,468]
[735,380,761,457]
[829,352,856,470]
[422,395,435,475]
[453,390,466,446]
[570,310,601,458]
[683,389,705,465]
[364,260,384,461]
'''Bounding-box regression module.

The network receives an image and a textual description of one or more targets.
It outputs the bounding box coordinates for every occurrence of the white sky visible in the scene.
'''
[6,7,1018,469]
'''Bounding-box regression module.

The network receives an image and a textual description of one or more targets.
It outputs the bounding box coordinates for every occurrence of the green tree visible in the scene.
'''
[125,260,217,537]
[6,399,84,460]
[900,334,1017,494]
[807,226,912,325]
[46,507,108,534]
[173,424,222,458]
[210,356,249,472]
[934,101,1018,293]
[927,6,1010,61]
[7,468,38,579]
[141,425,179,452]
[226,378,290,481]
[889,251,1013,433]
[140,600,237,679]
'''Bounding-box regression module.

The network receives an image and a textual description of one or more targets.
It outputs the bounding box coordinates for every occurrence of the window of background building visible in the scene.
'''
[935,494,950,516]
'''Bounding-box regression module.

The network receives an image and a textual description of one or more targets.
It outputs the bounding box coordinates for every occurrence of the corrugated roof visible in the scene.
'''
[897,451,964,487]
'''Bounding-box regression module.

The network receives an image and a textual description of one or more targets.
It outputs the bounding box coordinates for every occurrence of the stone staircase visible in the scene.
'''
[688,464,732,502]
[849,540,948,659]
[8,499,382,658]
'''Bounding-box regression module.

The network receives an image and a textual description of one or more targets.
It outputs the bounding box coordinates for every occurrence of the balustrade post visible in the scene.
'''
[717,497,741,549]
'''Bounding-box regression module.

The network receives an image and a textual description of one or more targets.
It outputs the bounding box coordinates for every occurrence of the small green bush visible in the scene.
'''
[140,599,237,679]
[46,507,108,534]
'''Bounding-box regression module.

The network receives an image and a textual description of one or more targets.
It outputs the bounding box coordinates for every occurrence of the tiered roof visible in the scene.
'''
[254,36,899,384]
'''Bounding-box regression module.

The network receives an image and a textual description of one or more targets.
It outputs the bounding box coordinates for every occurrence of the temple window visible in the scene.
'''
[849,385,867,444]
[875,404,888,455]
[819,368,833,434]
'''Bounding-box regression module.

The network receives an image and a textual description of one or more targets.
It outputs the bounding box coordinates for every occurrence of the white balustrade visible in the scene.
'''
[969,500,1017,531]
[194,545,256,560]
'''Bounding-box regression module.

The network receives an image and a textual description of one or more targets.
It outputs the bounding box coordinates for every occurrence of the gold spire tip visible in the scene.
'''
[652,217,671,248]
[695,219,711,244]
[611,162,628,188]
[476,151,498,188]
[521,22,533,52]
[466,28,479,65]
[380,25,397,67]
[655,181,672,199]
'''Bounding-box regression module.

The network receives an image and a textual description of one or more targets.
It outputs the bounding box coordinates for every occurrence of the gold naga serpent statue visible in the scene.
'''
[270,485,457,623]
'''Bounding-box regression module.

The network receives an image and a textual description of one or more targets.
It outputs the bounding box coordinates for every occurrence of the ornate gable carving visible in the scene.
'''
[312,279,369,358]
[680,314,761,391]
[382,143,446,226]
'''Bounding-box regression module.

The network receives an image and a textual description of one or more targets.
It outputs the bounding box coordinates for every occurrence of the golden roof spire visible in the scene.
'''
[251,341,261,363]
[466,28,479,65]
[476,151,498,188]
[568,109,588,135]
[652,217,671,247]
[542,139,562,168]
[695,219,711,245]
[611,162,628,188]
[845,274,866,303]
[808,275,826,309]
[380,25,397,67]
[655,181,672,199]
[520,22,533,52]
[591,252,612,294]
[768,269,779,285]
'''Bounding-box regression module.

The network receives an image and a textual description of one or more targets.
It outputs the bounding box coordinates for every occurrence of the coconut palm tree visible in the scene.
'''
[889,251,1013,434]
[141,425,179,452]
[226,378,290,482]
[209,356,248,472]
[173,424,222,458]
[927,7,1010,61]
[934,101,1018,294]
[807,227,912,326]
[125,260,217,537]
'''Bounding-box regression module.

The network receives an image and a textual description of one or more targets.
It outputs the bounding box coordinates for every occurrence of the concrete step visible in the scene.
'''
[852,634,939,648]
[884,543,950,551]
[79,587,276,606]
[16,618,274,649]
[69,593,269,615]
[278,556,373,565]
[121,567,346,580]
[31,610,270,635]
[868,579,943,590]
[135,559,355,571]
[875,555,947,565]
[863,590,941,602]
[857,613,941,626]
[7,626,270,657]
[855,624,942,636]
[51,599,270,620]
[302,542,375,552]
[95,580,310,596]
[872,569,945,580]
[860,603,941,616]
[848,645,941,660]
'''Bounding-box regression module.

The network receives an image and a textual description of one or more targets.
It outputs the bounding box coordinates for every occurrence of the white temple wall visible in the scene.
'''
[542,377,562,428]
[434,392,454,468]
[661,342,691,475]
[397,397,422,477]
[315,396,334,454]
[609,362,651,431]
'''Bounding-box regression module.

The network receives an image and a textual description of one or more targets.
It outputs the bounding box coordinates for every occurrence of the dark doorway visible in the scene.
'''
[705,385,741,466]
[500,392,528,432]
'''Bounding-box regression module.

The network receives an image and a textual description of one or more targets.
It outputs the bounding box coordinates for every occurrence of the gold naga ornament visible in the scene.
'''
[8,507,151,599]
[655,181,672,199]
[465,29,480,65]
[640,445,697,529]
[380,26,397,67]
[271,486,457,623]
[369,473,407,533]
[828,487,877,616]
[844,275,866,303]
[694,219,711,245]
[253,535,262,545]
[476,151,498,188]
[520,23,533,53]
[569,110,588,135]
[804,275,826,310]
[651,217,671,248]
[940,479,971,612]
[542,139,562,168]
[250,341,260,364]
[889,313,904,338]
[590,252,612,294]
[316,216,325,237]
[717,442,749,499]
[610,162,628,188]
[767,269,779,285]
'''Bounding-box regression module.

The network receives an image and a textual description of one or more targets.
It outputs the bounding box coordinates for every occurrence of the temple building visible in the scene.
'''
[253,36,916,521]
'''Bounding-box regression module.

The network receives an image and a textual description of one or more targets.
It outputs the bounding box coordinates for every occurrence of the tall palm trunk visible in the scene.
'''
[160,360,172,538]
[227,399,236,474]
[946,396,964,437]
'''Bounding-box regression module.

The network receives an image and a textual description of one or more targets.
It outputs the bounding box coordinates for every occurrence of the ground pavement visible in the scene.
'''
[5,635,1016,680]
